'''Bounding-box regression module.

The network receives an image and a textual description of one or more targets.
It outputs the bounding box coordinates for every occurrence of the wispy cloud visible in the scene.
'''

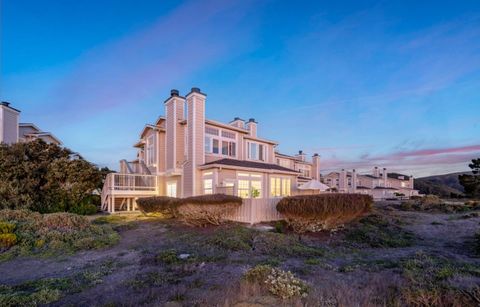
[36,0,256,122]
[321,144,480,177]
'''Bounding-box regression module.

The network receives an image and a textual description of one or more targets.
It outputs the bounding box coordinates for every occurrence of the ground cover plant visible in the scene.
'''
[1,200,480,306]
[276,194,373,233]
[400,195,480,213]
[0,209,119,261]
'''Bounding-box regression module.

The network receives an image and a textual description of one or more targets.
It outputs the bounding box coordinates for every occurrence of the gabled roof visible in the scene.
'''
[201,158,299,174]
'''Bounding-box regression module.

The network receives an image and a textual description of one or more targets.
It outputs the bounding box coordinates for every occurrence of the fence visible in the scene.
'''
[226,198,283,224]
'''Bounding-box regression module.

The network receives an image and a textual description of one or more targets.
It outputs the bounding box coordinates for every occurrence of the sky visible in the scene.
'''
[1,0,479,177]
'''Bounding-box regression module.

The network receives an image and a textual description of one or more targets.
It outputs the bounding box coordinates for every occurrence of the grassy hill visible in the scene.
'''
[414,172,469,198]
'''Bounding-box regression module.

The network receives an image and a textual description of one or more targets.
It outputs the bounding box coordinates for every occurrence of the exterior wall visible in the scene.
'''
[157,131,166,173]
[165,96,185,172]
[0,106,19,144]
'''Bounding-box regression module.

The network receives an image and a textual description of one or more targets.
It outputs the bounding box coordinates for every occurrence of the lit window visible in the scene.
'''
[204,179,213,194]
[237,173,263,198]
[166,181,177,197]
[251,181,262,198]
[238,180,250,198]
[270,177,291,197]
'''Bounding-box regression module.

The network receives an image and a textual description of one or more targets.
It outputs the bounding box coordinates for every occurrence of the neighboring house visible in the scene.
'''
[0,101,61,145]
[323,167,419,200]
[102,88,321,212]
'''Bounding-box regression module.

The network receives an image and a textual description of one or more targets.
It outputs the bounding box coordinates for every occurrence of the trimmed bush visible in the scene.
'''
[276,194,373,233]
[136,196,180,217]
[177,194,242,227]
[0,233,17,248]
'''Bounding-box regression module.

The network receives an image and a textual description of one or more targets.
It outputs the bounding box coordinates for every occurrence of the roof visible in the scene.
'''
[373,186,398,190]
[24,132,62,145]
[362,174,381,179]
[297,176,311,181]
[19,123,41,132]
[202,158,299,174]
[356,186,371,189]
[387,173,410,180]
[1,102,21,113]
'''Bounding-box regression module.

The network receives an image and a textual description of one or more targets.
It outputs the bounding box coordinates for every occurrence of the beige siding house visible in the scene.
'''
[323,167,419,200]
[0,102,61,145]
[102,88,321,214]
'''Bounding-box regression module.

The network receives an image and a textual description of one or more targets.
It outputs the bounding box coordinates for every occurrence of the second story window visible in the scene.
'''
[248,142,265,161]
[146,135,155,166]
[205,135,236,157]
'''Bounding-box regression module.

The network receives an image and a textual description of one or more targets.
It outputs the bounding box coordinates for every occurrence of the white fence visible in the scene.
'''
[226,198,283,224]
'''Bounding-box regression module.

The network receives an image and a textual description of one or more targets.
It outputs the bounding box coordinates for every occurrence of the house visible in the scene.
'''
[0,102,62,145]
[323,166,419,200]
[102,88,321,212]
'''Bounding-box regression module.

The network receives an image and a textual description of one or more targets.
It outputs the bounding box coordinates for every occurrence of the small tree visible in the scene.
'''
[459,158,480,198]
[0,139,111,213]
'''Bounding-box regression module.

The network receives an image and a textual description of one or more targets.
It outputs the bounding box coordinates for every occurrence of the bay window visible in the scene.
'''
[237,173,263,198]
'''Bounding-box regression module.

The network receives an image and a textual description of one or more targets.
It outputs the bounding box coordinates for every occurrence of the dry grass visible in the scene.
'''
[276,194,373,233]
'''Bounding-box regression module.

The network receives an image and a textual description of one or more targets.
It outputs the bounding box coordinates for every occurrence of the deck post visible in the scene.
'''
[111,195,115,213]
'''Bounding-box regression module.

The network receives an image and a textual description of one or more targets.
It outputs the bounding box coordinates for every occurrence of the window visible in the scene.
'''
[221,130,236,139]
[166,181,177,197]
[206,127,219,135]
[204,179,213,194]
[204,130,236,157]
[146,135,155,166]
[205,136,212,153]
[237,173,263,198]
[270,177,291,197]
[248,142,265,161]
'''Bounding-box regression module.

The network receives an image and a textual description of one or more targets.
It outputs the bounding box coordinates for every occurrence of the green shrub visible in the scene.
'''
[136,196,180,217]
[276,194,373,233]
[0,233,17,248]
[0,222,15,234]
[0,209,118,260]
[345,214,414,248]
[243,264,272,282]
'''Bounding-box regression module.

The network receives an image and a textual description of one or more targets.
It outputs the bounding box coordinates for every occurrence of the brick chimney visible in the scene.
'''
[245,118,257,137]
[183,87,206,197]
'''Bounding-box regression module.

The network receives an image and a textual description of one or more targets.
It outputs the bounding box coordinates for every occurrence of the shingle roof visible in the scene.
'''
[202,158,299,173]
[356,186,371,189]
[373,187,398,190]
[362,174,381,179]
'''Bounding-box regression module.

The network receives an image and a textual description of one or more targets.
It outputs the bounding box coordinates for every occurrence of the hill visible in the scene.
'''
[414,172,469,198]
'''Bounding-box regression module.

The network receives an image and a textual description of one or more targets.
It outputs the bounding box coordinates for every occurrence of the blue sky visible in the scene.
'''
[2,0,480,177]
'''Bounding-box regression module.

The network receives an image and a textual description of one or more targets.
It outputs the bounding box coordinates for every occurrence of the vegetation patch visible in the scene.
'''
[243,265,309,299]
[0,260,117,306]
[0,209,119,261]
[399,252,480,306]
[345,214,415,248]
[276,194,372,233]
[136,196,180,217]
[400,195,480,213]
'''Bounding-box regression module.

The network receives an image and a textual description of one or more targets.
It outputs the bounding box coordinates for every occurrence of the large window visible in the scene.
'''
[203,179,213,194]
[146,135,155,166]
[166,181,177,197]
[205,126,236,157]
[237,173,262,198]
[248,142,265,161]
[270,177,291,197]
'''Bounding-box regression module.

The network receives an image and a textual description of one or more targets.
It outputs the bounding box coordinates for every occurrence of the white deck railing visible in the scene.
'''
[101,173,159,211]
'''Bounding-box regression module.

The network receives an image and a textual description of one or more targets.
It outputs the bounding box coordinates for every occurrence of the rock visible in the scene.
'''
[178,253,190,259]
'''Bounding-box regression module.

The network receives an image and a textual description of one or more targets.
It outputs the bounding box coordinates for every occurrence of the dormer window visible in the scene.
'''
[205,126,236,157]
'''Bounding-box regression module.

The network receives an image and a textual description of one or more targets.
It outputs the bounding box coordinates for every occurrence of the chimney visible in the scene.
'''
[383,168,388,187]
[0,101,20,144]
[245,118,257,137]
[183,87,206,197]
[352,169,358,191]
[409,175,414,188]
[339,169,347,192]
[165,89,185,173]
[373,166,380,177]
[295,150,306,162]
[312,153,320,180]
[230,117,245,129]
